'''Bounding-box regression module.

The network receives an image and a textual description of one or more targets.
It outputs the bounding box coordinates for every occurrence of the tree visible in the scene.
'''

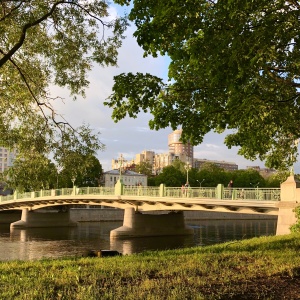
[0,1,127,158]
[59,154,102,187]
[2,153,57,192]
[106,0,300,171]
[134,161,153,177]
[53,125,104,187]
[196,163,228,187]
[230,169,265,188]
[154,165,185,187]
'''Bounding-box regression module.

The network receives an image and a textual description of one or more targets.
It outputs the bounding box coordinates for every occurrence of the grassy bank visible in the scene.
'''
[0,234,300,300]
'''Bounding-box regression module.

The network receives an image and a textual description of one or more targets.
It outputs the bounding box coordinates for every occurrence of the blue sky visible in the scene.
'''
[51,4,300,173]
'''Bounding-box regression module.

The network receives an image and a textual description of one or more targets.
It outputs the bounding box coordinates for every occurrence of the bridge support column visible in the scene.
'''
[110,208,194,239]
[276,175,300,235]
[10,208,77,229]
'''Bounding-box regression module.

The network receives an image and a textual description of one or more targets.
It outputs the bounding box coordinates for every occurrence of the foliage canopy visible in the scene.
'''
[0,0,127,174]
[106,0,300,171]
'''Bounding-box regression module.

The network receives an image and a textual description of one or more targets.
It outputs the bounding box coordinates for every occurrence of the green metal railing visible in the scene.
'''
[123,186,160,197]
[0,185,281,204]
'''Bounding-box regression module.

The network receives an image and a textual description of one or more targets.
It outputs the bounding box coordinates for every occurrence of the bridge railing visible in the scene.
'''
[0,185,281,203]
[223,188,281,201]
[76,187,115,195]
[123,186,160,197]
[165,187,217,198]
[164,187,280,201]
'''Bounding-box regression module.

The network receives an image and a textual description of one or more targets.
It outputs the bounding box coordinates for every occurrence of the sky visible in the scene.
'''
[51,4,300,173]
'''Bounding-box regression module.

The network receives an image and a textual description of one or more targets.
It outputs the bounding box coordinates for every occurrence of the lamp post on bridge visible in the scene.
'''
[184,162,191,186]
[197,179,205,188]
[119,154,124,183]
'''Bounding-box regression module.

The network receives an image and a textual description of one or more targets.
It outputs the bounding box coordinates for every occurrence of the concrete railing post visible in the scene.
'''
[72,185,77,195]
[276,175,300,235]
[159,184,165,197]
[216,184,224,199]
[115,179,124,195]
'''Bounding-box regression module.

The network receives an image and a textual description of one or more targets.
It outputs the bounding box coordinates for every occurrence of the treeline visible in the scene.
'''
[144,161,292,188]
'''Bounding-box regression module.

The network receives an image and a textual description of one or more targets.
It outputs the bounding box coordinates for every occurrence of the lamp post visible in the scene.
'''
[290,139,299,176]
[197,179,205,188]
[119,154,124,183]
[71,177,76,187]
[184,162,190,185]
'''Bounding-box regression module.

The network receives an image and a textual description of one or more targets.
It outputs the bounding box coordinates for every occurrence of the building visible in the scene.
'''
[111,155,135,170]
[247,166,277,178]
[102,169,148,187]
[194,158,238,171]
[168,129,193,165]
[135,150,155,165]
[110,130,244,174]
[0,147,17,173]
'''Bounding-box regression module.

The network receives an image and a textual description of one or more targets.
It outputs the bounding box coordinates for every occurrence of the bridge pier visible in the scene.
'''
[10,208,77,229]
[110,208,194,239]
[276,175,300,235]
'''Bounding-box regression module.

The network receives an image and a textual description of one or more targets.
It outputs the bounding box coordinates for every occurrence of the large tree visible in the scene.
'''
[0,1,127,158]
[106,0,300,171]
[2,152,57,192]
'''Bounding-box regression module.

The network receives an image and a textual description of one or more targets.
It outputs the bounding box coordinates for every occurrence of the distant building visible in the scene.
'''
[0,147,18,173]
[135,150,155,165]
[0,182,13,195]
[102,169,147,187]
[111,155,135,170]
[194,158,238,171]
[168,129,193,165]
[247,166,276,178]
[111,130,246,174]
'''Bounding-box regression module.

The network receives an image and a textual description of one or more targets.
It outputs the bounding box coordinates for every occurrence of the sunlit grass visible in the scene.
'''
[0,233,300,299]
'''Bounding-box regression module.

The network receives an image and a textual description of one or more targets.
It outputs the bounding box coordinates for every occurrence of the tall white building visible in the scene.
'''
[168,129,193,165]
[0,147,17,173]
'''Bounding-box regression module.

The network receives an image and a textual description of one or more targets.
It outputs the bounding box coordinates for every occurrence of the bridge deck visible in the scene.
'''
[0,186,280,215]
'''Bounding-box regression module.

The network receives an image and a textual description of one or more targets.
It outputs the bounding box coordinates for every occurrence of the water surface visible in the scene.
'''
[0,219,277,261]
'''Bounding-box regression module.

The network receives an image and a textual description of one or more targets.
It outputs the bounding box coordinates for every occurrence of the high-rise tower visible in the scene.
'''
[168,129,193,165]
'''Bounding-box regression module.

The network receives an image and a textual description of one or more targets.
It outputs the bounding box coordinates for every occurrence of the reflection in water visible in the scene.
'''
[0,219,277,261]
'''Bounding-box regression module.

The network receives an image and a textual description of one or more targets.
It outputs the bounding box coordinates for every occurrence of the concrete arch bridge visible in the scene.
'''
[0,176,299,238]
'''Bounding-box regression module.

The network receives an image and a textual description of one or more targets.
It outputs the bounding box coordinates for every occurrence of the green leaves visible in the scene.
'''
[0,1,128,182]
[105,0,300,171]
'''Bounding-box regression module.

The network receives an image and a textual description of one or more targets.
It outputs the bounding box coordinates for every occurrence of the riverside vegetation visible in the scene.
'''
[0,234,300,299]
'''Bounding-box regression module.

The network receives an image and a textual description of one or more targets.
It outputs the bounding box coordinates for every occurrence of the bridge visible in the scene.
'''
[0,176,299,237]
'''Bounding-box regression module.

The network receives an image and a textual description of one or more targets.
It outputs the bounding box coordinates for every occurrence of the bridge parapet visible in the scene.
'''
[0,185,281,204]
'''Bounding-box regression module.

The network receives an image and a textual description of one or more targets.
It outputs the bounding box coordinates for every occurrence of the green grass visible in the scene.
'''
[0,234,300,299]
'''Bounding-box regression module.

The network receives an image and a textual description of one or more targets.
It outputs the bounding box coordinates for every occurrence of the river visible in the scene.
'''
[0,219,277,261]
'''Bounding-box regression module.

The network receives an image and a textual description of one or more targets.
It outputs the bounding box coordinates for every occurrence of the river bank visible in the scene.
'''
[0,233,299,299]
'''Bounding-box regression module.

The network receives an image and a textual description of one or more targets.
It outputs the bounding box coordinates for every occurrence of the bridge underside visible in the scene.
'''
[0,196,279,216]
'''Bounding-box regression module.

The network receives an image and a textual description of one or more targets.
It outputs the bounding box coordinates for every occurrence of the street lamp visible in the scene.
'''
[197,179,205,188]
[119,154,124,183]
[71,177,76,187]
[184,162,190,185]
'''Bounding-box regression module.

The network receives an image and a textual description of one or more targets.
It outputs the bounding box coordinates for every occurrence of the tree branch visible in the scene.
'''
[0,1,65,68]
[0,1,23,22]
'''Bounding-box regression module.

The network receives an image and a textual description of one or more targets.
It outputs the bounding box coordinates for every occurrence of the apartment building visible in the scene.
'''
[168,129,193,165]
[194,158,238,171]
[111,129,243,174]
[0,147,17,173]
